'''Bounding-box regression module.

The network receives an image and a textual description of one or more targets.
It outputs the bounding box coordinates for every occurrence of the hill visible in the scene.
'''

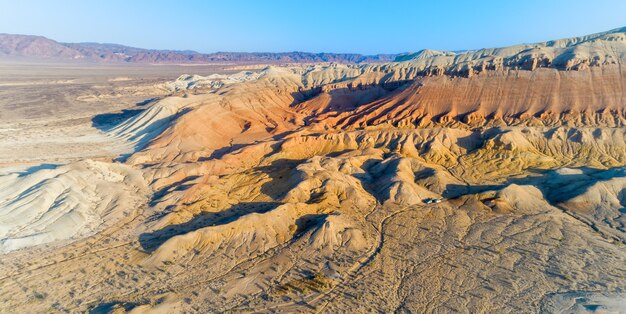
[1,27,626,312]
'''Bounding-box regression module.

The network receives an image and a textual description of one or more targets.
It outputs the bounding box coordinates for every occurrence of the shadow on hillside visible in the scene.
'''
[294,214,329,238]
[139,201,281,252]
[91,108,144,132]
[89,301,140,314]
[440,166,626,203]
[199,130,294,161]
[91,97,158,132]
[257,158,307,200]
[16,163,59,177]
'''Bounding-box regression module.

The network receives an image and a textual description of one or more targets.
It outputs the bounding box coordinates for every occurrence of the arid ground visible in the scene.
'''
[1,28,626,313]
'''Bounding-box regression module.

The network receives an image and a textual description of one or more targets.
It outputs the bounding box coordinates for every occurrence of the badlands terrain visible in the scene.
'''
[1,27,626,313]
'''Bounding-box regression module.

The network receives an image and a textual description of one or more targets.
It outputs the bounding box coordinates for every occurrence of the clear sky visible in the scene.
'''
[1,0,625,54]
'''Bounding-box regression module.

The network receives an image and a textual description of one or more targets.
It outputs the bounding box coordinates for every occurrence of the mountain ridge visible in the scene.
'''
[0,33,399,64]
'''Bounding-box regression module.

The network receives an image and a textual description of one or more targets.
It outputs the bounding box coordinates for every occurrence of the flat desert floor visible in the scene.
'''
[0,61,232,168]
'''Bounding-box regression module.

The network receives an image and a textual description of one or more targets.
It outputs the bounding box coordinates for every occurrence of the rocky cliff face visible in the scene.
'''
[305,65,626,129]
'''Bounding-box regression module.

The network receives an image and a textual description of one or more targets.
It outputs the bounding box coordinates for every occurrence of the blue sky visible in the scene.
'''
[1,0,625,54]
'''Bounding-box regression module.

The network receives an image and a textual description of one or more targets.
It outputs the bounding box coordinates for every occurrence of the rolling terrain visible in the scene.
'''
[1,27,626,313]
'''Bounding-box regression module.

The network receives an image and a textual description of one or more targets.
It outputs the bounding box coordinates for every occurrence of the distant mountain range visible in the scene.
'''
[0,33,398,64]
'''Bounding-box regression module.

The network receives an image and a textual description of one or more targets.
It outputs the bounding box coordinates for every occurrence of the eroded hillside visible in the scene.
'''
[1,27,626,313]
